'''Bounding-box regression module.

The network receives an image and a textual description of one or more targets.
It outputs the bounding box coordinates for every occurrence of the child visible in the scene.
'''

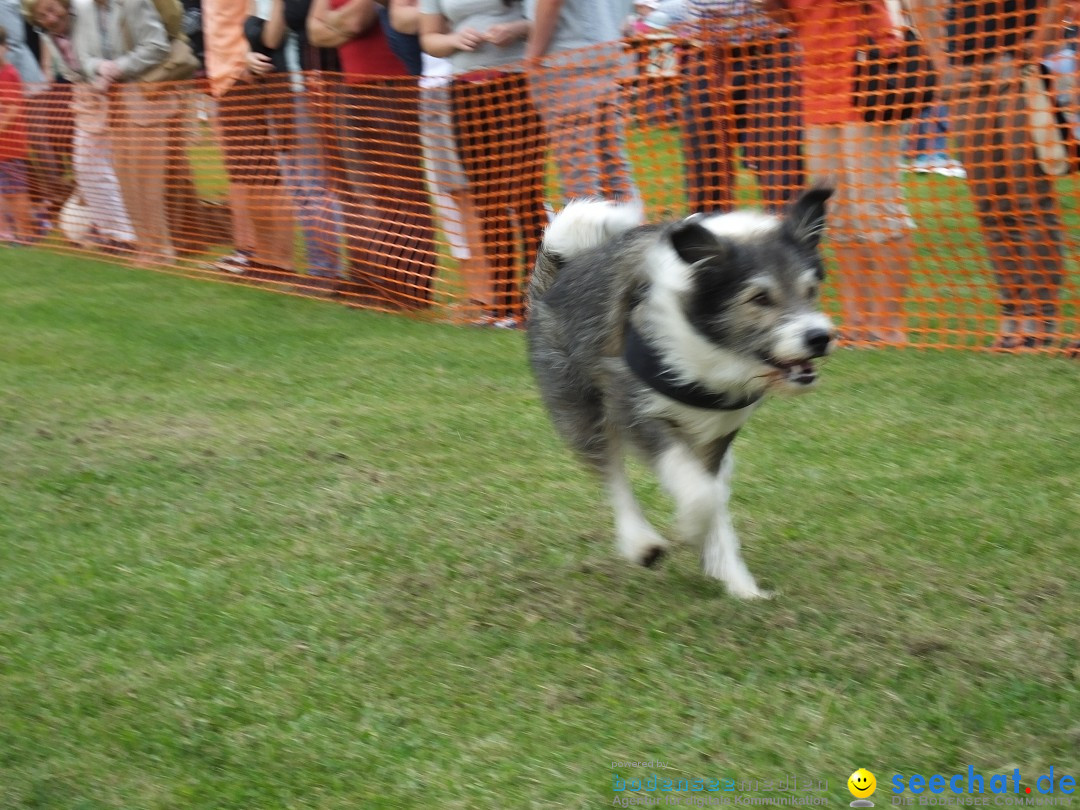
[0,26,33,245]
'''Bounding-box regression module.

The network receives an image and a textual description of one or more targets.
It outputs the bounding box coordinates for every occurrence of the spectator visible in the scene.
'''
[0,25,34,244]
[1,0,67,229]
[26,0,137,254]
[32,0,196,265]
[524,0,639,202]
[682,0,805,213]
[392,0,491,320]
[308,0,437,309]
[84,0,189,266]
[420,0,548,325]
[247,0,344,293]
[203,0,295,276]
[778,0,915,345]
[908,0,1074,351]
[415,49,495,320]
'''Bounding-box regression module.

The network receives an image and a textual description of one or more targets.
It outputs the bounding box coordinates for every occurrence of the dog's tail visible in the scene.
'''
[529,198,644,302]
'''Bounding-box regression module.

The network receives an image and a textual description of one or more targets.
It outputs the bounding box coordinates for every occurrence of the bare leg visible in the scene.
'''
[450,188,494,311]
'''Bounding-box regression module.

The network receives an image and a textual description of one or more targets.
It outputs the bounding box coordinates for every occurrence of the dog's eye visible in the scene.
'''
[807,284,819,299]
[750,291,773,307]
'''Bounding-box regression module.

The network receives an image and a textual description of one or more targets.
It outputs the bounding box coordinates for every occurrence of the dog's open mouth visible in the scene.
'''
[764,357,818,385]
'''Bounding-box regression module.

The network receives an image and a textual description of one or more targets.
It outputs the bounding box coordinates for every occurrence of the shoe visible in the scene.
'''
[97,238,136,257]
[910,154,935,173]
[470,311,520,329]
[936,160,967,179]
[866,328,908,346]
[992,335,1053,352]
[210,250,253,274]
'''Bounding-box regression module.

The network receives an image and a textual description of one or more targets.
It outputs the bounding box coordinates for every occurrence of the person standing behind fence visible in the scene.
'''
[524,0,640,202]
[246,0,345,294]
[203,0,295,276]
[682,0,805,214]
[0,26,35,244]
[26,0,136,254]
[777,0,916,346]
[908,0,1074,352]
[394,0,492,320]
[420,0,548,326]
[1,0,66,230]
[82,0,186,266]
[309,0,437,309]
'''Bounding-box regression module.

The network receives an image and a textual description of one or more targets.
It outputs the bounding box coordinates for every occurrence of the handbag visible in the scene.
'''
[853,28,937,124]
[135,38,201,85]
[1021,62,1079,176]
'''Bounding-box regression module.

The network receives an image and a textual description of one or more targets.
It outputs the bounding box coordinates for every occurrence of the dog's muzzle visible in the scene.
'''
[761,327,835,387]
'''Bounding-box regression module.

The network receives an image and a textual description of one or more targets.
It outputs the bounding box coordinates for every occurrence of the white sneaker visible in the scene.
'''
[935,160,967,179]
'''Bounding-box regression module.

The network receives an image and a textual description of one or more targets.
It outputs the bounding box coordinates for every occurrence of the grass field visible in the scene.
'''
[1,247,1078,809]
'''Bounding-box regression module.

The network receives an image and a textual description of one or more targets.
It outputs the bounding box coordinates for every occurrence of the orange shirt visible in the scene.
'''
[784,0,895,125]
[202,0,250,98]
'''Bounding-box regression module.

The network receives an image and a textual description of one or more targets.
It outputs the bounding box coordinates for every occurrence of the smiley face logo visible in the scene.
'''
[848,768,877,799]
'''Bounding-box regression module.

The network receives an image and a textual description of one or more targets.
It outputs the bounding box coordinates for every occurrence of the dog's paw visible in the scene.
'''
[703,557,771,599]
[727,582,774,600]
[640,545,668,568]
[617,529,670,569]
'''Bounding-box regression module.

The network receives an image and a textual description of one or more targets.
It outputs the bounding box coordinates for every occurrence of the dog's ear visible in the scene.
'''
[668,216,732,266]
[785,185,833,248]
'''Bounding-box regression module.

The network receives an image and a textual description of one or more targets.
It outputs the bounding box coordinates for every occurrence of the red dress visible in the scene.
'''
[327,6,408,79]
[0,64,29,161]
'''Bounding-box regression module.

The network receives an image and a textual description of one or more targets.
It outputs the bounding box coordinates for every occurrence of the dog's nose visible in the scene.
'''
[804,328,832,357]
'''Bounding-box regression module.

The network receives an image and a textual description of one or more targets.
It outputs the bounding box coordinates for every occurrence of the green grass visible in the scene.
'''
[1,248,1078,809]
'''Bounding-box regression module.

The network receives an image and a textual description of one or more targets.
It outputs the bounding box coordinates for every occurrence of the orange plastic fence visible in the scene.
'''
[6,0,1079,354]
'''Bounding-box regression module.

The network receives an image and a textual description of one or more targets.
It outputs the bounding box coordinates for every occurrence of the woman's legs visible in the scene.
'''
[951,74,1065,347]
[452,74,548,320]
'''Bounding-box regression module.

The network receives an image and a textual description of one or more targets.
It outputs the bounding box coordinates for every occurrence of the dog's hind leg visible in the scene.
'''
[604,443,669,568]
[656,446,770,599]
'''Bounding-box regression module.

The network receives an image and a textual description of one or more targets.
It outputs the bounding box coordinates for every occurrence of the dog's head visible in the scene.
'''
[646,186,837,396]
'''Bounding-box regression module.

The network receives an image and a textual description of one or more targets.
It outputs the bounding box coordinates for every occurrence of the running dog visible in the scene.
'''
[526,187,836,598]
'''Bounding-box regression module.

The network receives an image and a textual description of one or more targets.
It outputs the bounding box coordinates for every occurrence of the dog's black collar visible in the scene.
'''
[623,322,763,411]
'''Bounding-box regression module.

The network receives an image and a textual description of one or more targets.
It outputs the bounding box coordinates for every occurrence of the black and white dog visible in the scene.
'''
[526,187,836,598]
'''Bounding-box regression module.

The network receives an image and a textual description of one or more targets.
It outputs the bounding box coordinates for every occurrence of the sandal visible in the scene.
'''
[992,335,1054,352]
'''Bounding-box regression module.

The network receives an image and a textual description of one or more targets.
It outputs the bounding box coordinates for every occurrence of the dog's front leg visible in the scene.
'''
[605,446,669,568]
[657,446,770,599]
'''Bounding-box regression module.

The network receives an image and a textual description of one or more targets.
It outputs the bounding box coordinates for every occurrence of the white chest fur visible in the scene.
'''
[644,395,762,445]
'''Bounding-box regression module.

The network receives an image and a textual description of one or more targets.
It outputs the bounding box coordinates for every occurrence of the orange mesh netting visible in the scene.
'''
[8,0,1079,353]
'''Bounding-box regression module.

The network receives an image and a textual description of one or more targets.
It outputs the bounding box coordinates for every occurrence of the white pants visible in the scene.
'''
[73,123,134,243]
